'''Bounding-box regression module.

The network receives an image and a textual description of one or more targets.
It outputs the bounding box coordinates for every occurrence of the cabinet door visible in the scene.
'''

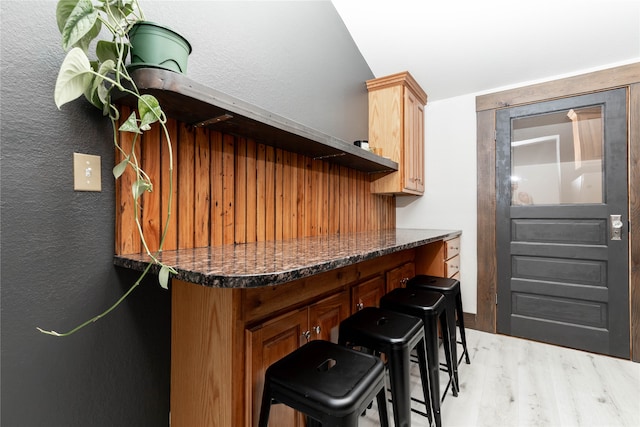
[404,89,425,193]
[386,262,416,293]
[351,276,385,312]
[368,71,426,196]
[309,291,349,343]
[248,308,308,427]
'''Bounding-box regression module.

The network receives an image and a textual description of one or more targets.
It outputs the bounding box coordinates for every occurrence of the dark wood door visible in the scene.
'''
[496,89,630,358]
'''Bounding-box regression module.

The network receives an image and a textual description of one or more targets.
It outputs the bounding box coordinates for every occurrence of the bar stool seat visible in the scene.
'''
[258,339,390,427]
[380,287,457,422]
[407,275,471,390]
[338,306,432,427]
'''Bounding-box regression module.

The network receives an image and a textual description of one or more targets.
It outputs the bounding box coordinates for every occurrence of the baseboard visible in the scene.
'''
[463,312,478,330]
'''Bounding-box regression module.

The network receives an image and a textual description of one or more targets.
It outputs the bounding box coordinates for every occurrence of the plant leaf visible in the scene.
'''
[56,0,78,33]
[132,179,152,200]
[82,59,116,110]
[96,40,124,64]
[57,0,101,51]
[119,111,141,133]
[113,157,129,179]
[59,0,101,51]
[95,59,116,103]
[54,47,93,108]
[138,94,162,129]
[83,74,105,110]
[159,265,171,290]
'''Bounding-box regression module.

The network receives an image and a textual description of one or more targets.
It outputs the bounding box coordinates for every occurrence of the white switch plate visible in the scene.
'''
[73,152,102,192]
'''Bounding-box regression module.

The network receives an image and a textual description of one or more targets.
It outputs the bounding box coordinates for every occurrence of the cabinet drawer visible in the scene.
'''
[445,237,460,260]
[445,255,460,278]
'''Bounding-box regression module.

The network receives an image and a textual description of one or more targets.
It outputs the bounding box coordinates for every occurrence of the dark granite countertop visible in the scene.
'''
[114,228,461,288]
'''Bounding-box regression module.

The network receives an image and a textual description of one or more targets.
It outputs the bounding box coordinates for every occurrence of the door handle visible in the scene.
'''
[610,215,623,240]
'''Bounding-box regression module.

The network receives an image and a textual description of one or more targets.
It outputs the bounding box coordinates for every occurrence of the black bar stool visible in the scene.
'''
[258,340,390,427]
[380,288,457,424]
[407,275,471,391]
[338,306,432,427]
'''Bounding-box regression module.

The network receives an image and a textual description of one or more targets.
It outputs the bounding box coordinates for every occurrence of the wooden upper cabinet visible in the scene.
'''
[367,71,427,195]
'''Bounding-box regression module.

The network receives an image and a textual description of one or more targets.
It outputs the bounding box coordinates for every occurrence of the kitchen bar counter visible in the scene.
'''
[115,228,461,427]
[114,228,460,288]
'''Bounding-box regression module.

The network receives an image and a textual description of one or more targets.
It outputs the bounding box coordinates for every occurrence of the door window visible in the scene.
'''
[511,106,603,205]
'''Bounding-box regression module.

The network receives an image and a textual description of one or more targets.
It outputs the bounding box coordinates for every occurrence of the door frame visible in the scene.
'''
[475,62,640,362]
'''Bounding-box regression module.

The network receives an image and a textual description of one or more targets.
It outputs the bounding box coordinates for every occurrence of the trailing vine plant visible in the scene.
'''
[38,0,177,336]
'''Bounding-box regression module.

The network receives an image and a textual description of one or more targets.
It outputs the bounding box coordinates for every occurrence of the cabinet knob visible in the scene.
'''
[302,331,311,341]
[400,277,408,286]
[356,302,364,311]
[313,325,321,335]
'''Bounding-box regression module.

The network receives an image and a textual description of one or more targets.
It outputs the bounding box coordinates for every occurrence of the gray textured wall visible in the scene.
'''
[0,1,373,426]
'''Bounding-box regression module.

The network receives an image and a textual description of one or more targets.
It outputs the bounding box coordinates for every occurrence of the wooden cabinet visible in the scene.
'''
[170,243,460,427]
[444,237,461,279]
[367,71,427,195]
[416,236,460,279]
[309,290,350,343]
[386,262,415,292]
[351,275,385,311]
[248,308,308,427]
[247,291,349,426]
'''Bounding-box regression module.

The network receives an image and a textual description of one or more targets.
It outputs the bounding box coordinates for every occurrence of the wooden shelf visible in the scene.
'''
[116,68,398,174]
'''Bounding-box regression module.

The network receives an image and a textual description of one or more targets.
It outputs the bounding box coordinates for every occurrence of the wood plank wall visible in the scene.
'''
[115,107,396,255]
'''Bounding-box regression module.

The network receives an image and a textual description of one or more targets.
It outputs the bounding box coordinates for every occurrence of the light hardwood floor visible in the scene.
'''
[359,329,640,427]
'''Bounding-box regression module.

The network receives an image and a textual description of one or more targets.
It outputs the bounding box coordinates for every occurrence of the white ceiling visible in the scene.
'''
[332,0,640,101]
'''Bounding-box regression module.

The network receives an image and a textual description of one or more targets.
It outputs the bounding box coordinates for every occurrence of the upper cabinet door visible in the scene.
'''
[404,88,425,193]
[367,71,427,196]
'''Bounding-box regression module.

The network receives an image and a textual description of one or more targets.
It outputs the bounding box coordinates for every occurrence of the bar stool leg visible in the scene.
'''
[416,338,433,425]
[376,384,390,427]
[424,316,442,427]
[439,310,458,397]
[456,293,471,364]
[257,379,272,427]
[387,347,412,427]
[444,295,460,392]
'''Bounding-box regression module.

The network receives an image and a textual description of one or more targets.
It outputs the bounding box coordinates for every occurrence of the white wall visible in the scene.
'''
[396,94,478,312]
[395,59,640,315]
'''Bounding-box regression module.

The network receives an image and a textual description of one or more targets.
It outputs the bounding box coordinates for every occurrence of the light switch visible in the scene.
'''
[73,153,102,192]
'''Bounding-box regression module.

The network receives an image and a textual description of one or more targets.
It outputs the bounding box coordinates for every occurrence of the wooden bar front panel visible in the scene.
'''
[115,117,396,255]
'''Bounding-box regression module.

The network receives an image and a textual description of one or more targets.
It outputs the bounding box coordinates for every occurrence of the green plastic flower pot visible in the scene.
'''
[128,21,192,74]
